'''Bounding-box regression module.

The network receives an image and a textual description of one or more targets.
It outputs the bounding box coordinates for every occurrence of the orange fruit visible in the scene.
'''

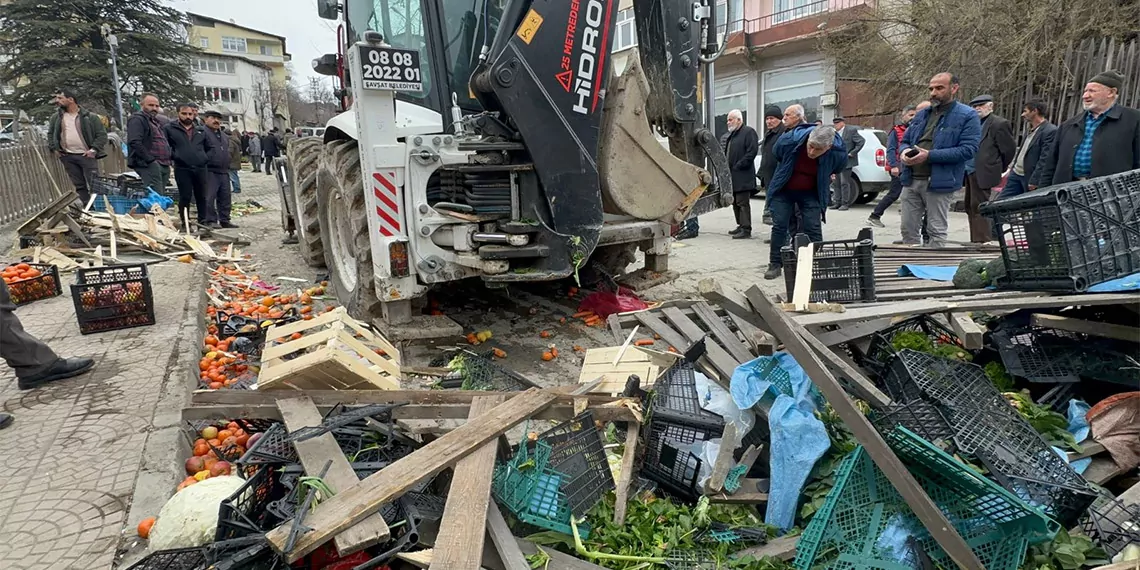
[260,296,276,307]
[193,442,210,456]
[217,430,233,441]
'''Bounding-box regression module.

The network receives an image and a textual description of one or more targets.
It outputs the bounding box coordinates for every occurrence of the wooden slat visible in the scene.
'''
[265,389,560,561]
[795,293,1140,327]
[706,423,738,494]
[692,301,754,363]
[612,423,640,526]
[1030,313,1140,343]
[813,318,895,346]
[947,313,984,349]
[430,396,504,570]
[276,396,390,555]
[740,285,984,569]
[661,306,739,380]
[486,503,530,570]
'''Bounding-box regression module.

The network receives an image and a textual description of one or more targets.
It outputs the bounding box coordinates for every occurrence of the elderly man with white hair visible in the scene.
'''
[723,108,760,238]
[762,123,848,280]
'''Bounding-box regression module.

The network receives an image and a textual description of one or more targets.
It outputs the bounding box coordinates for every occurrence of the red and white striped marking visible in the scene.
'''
[372,171,401,237]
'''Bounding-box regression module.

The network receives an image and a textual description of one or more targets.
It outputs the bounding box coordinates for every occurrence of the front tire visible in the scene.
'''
[315,139,382,319]
[288,137,325,267]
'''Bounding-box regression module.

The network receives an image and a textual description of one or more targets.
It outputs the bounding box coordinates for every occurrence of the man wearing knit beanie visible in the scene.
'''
[1036,69,1139,185]
[757,104,786,229]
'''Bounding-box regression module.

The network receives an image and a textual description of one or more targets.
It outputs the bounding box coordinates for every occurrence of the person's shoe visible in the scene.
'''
[732,231,751,240]
[0,413,12,430]
[866,216,885,228]
[763,264,783,280]
[205,222,223,230]
[675,229,698,240]
[837,205,850,211]
[892,239,920,245]
[763,237,771,244]
[762,214,773,226]
[220,221,239,229]
[728,227,744,237]
[17,357,95,390]
[282,235,299,245]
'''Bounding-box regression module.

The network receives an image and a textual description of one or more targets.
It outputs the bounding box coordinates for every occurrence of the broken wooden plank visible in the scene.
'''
[265,389,560,561]
[795,293,1138,326]
[515,539,610,570]
[1030,313,1140,343]
[709,478,769,504]
[732,534,799,561]
[486,503,530,570]
[729,311,776,356]
[812,318,895,346]
[612,423,640,526]
[430,396,504,570]
[276,396,390,554]
[706,423,739,494]
[947,313,984,349]
[661,306,738,380]
[692,301,754,363]
[741,285,984,569]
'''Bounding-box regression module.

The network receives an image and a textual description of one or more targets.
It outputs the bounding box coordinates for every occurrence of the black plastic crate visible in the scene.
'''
[1083,496,1140,558]
[124,547,209,570]
[888,349,1096,525]
[184,419,276,464]
[215,465,287,541]
[871,400,957,449]
[994,325,1139,386]
[70,264,155,334]
[780,227,876,303]
[981,171,1140,291]
[651,361,725,427]
[862,315,965,381]
[534,411,615,516]
[642,418,724,501]
[3,262,62,305]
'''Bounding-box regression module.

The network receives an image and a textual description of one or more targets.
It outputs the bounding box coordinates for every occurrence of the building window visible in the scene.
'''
[716,0,744,34]
[614,9,637,51]
[221,36,247,53]
[199,37,209,48]
[714,74,749,139]
[762,63,825,125]
[230,115,242,124]
[259,45,273,56]
[194,58,236,74]
[773,0,827,24]
[198,86,242,103]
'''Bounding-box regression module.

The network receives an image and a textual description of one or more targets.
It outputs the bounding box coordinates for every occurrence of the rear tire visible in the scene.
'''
[315,139,383,320]
[288,137,325,267]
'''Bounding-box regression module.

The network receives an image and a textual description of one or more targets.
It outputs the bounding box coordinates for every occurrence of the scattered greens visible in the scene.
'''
[800,402,863,523]
[1020,528,1109,570]
[890,330,971,362]
[1003,391,1082,452]
[984,361,1016,391]
[294,475,335,508]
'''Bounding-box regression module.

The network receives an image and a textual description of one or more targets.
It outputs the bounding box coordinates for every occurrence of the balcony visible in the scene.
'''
[721,0,873,51]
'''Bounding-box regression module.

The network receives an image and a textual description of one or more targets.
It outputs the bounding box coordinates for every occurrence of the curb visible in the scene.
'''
[114,263,208,568]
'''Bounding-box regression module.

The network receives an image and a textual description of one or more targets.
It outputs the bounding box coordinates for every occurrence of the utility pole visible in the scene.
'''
[101,24,124,129]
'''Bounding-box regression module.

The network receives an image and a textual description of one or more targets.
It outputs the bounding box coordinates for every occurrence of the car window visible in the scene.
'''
[872,131,887,146]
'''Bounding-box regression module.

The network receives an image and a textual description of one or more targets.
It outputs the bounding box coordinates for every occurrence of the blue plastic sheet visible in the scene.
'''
[896,265,958,282]
[137,189,174,212]
[730,352,814,410]
[766,394,830,531]
[1088,271,1140,292]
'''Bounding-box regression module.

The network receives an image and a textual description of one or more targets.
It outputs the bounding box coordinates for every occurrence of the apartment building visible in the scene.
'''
[185,13,292,131]
[611,0,883,138]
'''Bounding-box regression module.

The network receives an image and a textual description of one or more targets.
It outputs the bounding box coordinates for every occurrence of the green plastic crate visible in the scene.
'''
[794,427,1059,570]
[491,440,591,538]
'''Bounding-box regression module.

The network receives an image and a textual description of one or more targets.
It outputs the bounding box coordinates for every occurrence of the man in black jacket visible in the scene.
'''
[202,111,237,229]
[261,129,281,175]
[1037,70,1140,186]
[965,94,1016,242]
[999,99,1057,200]
[757,105,785,227]
[163,103,210,226]
[725,109,760,239]
[831,117,865,210]
[126,93,171,193]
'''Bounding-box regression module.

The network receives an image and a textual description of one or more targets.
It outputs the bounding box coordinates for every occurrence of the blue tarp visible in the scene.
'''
[1088,271,1140,292]
[896,265,958,282]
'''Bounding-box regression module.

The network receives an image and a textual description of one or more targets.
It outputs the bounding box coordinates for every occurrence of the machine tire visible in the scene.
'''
[576,243,638,287]
[288,137,326,267]
[315,139,383,320]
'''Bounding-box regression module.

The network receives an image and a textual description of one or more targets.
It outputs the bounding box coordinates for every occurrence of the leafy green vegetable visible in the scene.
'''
[1020,527,1109,570]
[1004,391,1082,452]
[984,361,1015,391]
[891,331,935,354]
[931,343,972,362]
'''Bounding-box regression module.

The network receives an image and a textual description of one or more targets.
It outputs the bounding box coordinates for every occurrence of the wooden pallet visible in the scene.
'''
[258,307,401,391]
[870,244,1001,302]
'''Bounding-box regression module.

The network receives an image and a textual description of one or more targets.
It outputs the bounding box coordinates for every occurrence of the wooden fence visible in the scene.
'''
[0,134,128,226]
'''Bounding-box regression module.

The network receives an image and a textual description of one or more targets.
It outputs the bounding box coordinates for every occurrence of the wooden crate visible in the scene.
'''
[578,345,681,394]
[258,307,401,391]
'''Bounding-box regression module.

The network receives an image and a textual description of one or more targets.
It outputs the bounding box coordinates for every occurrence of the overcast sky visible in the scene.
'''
[170,0,339,88]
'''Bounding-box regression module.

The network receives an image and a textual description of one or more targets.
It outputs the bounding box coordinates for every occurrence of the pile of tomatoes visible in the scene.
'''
[178,421,259,491]
[198,339,251,389]
[2,263,59,304]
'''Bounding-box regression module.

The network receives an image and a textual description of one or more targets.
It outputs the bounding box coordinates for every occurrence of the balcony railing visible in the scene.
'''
[717,0,873,47]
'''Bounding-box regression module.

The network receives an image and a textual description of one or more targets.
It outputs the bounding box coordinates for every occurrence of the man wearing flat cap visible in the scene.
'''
[965,94,1015,242]
[1037,70,1140,186]
[202,110,237,229]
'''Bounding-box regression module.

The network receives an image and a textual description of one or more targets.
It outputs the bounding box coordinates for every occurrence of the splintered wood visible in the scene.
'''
[258,307,402,391]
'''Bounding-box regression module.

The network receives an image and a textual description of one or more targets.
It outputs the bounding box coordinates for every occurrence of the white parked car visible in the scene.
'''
[754,127,891,204]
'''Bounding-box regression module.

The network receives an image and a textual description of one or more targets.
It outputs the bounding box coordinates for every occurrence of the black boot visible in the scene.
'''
[763,264,782,280]
[728,227,743,236]
[17,357,95,390]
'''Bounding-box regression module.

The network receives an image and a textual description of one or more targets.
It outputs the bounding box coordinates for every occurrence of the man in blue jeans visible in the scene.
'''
[763,125,847,280]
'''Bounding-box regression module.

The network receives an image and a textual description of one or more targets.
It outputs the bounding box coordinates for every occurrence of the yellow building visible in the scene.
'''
[185,12,292,126]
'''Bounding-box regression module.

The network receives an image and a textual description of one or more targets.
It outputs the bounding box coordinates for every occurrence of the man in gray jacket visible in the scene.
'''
[831,117,865,210]
[964,94,1016,242]
[247,133,262,172]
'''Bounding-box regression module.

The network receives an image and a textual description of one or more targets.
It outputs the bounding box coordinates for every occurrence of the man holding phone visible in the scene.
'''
[897,73,981,248]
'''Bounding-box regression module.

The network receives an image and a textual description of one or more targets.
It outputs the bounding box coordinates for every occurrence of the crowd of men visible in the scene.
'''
[43,89,291,230]
[679,69,1139,281]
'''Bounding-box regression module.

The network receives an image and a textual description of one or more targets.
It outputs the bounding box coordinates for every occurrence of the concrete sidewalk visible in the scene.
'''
[0,262,205,570]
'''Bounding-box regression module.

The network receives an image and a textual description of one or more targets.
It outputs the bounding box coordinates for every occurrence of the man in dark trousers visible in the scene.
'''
[47,88,107,205]
[757,105,785,229]
[1037,70,1140,186]
[762,125,848,280]
[965,94,1016,242]
[830,117,865,210]
[262,129,281,175]
[999,99,1057,200]
[869,102,927,227]
[163,103,210,226]
[126,93,171,193]
[202,111,238,229]
[1,280,94,396]
[725,109,760,239]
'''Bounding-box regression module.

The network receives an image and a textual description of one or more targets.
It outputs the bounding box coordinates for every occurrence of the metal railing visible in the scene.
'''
[718,0,873,38]
[0,133,129,226]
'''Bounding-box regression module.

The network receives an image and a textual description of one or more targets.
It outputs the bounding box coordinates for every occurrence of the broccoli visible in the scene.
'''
[953,259,989,289]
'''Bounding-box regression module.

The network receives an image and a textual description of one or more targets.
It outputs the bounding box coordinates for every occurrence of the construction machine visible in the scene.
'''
[276,0,733,338]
